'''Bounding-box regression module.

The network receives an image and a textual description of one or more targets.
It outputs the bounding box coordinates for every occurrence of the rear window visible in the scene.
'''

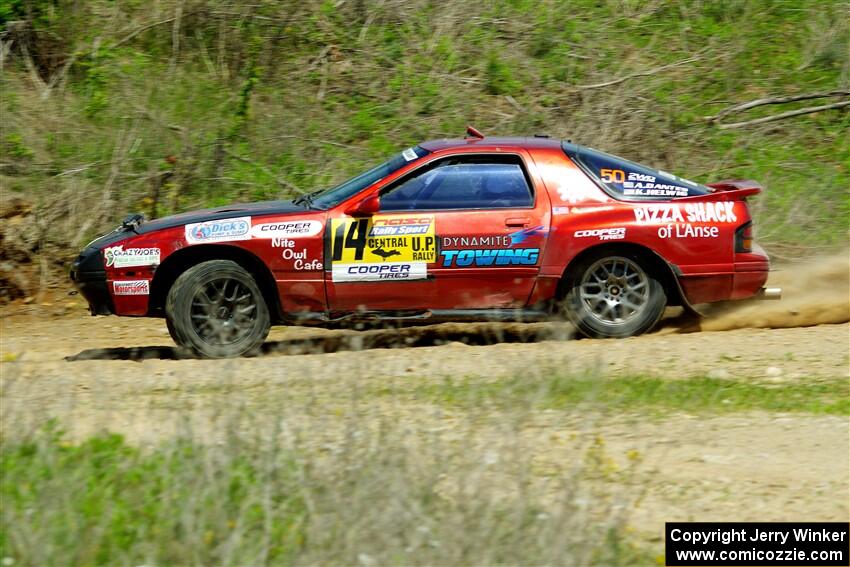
[562,142,711,199]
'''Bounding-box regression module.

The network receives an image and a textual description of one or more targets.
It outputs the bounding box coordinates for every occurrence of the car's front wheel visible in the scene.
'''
[165,260,270,358]
[563,252,666,338]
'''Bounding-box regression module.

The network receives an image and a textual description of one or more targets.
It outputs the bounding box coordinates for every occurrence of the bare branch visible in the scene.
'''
[72,126,137,247]
[0,39,13,70]
[112,16,185,50]
[40,52,78,100]
[252,134,364,150]
[168,1,184,74]
[706,90,850,123]
[575,55,702,91]
[717,100,850,129]
[19,42,48,95]
[222,149,301,193]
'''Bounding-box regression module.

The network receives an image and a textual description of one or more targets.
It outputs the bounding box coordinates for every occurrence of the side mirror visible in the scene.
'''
[345,194,380,216]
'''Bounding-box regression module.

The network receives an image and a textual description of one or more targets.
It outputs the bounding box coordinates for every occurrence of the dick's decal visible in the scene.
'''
[185,216,251,244]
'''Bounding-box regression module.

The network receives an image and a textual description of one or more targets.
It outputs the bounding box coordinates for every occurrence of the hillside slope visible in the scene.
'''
[1,0,848,293]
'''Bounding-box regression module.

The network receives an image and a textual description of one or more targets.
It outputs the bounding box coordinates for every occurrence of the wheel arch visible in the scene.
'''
[149,245,282,322]
[556,242,687,308]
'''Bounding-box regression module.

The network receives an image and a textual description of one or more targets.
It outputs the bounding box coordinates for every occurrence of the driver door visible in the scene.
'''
[325,151,551,312]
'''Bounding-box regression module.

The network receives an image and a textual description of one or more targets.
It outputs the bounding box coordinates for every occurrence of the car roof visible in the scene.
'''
[419,136,564,152]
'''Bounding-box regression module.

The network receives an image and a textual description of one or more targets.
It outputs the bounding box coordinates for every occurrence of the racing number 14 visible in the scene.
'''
[332,219,368,261]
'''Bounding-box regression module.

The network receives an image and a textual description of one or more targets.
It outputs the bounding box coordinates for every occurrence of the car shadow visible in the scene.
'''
[65,309,706,363]
[65,322,576,362]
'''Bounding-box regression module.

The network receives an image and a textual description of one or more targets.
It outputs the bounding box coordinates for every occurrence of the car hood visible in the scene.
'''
[135,200,307,234]
[83,200,310,250]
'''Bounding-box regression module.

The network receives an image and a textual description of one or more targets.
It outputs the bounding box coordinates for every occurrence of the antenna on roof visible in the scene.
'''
[465,125,484,139]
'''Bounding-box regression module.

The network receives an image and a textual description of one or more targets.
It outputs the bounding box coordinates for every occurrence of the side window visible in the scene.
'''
[574,146,709,199]
[380,158,533,211]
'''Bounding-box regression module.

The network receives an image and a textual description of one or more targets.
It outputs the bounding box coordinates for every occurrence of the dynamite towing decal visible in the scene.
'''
[439,226,546,268]
[330,215,435,282]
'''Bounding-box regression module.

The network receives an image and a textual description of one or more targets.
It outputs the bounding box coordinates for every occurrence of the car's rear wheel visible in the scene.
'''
[165,260,270,358]
[563,252,666,338]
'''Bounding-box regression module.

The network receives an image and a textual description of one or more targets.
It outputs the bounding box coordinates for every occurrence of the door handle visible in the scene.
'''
[505,217,530,227]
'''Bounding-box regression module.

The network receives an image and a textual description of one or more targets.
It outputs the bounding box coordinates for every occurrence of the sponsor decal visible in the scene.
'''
[251,220,322,238]
[442,235,511,249]
[185,216,251,244]
[439,225,547,267]
[657,224,719,238]
[574,228,626,241]
[402,147,418,161]
[368,216,433,237]
[332,262,427,282]
[331,216,436,265]
[103,246,160,268]
[440,248,539,268]
[113,280,150,295]
[271,238,322,270]
[633,202,737,224]
[553,206,570,215]
[509,225,548,246]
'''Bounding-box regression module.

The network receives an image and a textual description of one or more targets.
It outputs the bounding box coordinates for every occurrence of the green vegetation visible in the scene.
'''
[1,0,848,263]
[1,422,650,566]
[406,374,850,415]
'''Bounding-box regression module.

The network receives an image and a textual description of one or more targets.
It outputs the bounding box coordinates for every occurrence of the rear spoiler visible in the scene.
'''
[677,179,762,201]
[705,179,762,199]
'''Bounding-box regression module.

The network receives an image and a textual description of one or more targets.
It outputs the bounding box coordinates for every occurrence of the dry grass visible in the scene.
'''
[1,397,648,566]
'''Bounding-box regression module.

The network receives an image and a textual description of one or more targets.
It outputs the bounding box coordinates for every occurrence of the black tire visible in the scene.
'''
[165,260,270,358]
[562,251,666,338]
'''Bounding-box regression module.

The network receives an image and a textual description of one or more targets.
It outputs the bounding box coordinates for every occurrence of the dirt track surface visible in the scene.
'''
[2,300,849,533]
[2,252,849,537]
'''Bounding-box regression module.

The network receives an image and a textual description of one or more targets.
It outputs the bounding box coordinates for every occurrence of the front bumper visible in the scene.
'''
[70,247,113,315]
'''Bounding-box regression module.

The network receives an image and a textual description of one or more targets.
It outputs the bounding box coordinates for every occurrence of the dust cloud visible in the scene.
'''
[699,253,850,332]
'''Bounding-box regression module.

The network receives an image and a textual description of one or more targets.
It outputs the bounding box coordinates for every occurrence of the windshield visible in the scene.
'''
[309,146,430,209]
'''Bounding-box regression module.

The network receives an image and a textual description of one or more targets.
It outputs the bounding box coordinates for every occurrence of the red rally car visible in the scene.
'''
[71,128,780,358]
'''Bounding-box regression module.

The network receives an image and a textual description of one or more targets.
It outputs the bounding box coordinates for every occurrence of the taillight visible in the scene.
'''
[735,221,753,253]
